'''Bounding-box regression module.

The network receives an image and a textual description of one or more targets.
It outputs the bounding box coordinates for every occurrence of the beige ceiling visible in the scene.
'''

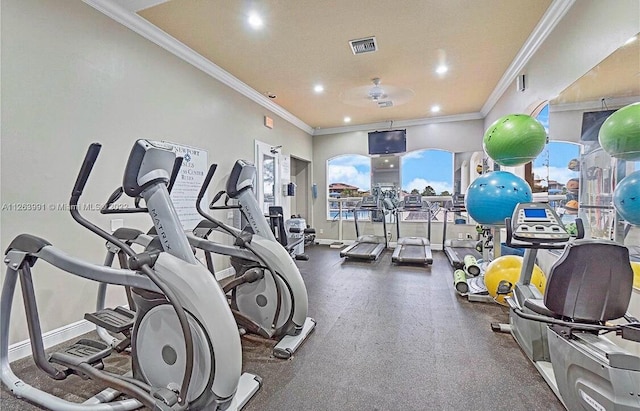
[552,35,640,105]
[138,0,553,130]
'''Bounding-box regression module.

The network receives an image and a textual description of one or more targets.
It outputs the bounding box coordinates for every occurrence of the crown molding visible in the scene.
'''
[480,0,576,116]
[83,0,315,135]
[549,96,640,112]
[84,0,577,138]
[111,0,169,12]
[312,112,484,136]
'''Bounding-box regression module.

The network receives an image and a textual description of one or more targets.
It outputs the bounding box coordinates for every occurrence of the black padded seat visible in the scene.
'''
[542,240,633,323]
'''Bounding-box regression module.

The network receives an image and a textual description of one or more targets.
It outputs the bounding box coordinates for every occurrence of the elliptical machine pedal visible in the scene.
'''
[48,339,112,377]
[85,306,135,334]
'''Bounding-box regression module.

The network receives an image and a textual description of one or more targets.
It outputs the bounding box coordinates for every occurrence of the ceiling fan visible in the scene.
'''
[341,77,414,108]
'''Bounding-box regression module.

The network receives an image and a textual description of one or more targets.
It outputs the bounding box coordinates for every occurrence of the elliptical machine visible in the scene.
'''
[1,140,260,410]
[95,160,316,359]
[190,161,316,358]
[492,202,640,410]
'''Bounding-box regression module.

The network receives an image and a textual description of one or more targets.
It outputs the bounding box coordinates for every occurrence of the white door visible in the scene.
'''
[255,140,279,216]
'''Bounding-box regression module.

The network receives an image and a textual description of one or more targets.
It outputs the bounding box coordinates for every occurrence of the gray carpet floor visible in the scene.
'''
[0,246,564,410]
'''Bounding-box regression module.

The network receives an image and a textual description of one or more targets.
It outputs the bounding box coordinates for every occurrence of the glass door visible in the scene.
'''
[255,140,280,216]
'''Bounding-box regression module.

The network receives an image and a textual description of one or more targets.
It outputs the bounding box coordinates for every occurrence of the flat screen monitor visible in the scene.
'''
[368,130,407,155]
[580,110,616,142]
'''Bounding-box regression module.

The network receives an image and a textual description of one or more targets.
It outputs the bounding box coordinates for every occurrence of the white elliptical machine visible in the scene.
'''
[1,140,260,410]
[95,160,316,359]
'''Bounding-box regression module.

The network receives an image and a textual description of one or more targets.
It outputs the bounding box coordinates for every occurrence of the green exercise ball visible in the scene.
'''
[483,114,546,166]
[598,102,640,161]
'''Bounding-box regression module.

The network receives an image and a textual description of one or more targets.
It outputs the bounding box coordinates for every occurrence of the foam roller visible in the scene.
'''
[464,255,481,277]
[453,269,469,294]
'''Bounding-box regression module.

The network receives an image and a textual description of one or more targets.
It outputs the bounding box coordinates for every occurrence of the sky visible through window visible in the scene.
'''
[327,154,371,192]
[327,150,453,194]
[401,149,453,194]
[533,105,581,188]
[327,106,580,197]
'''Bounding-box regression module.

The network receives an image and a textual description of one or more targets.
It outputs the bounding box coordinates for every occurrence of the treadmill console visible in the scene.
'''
[402,194,422,210]
[510,203,569,243]
[360,195,378,208]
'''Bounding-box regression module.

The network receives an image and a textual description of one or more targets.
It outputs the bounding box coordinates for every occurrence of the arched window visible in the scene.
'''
[401,149,453,196]
[401,149,453,221]
[531,141,581,196]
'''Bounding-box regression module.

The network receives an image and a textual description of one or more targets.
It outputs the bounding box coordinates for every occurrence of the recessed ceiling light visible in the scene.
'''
[343,116,351,123]
[624,35,637,45]
[384,158,389,163]
[436,65,448,75]
[314,84,324,93]
[248,12,263,29]
[431,105,441,113]
[390,164,394,168]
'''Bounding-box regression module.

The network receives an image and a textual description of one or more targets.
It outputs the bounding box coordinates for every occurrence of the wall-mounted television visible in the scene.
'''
[580,109,616,142]
[368,129,407,155]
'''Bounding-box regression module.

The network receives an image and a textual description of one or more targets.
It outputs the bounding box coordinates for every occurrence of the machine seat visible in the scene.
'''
[523,298,561,319]
[540,240,634,323]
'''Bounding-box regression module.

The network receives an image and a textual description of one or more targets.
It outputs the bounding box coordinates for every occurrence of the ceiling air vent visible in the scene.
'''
[377,101,393,108]
[349,37,377,55]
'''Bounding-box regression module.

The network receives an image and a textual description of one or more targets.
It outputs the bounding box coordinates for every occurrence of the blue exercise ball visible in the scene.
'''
[613,170,640,225]
[466,171,533,225]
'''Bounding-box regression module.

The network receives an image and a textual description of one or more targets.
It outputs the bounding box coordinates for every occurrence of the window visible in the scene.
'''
[326,150,454,221]
[531,103,582,211]
[401,149,453,221]
[532,141,581,195]
[326,154,371,220]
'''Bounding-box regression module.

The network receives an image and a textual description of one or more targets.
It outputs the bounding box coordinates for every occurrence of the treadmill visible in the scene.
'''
[340,195,387,260]
[391,194,433,265]
[442,195,481,272]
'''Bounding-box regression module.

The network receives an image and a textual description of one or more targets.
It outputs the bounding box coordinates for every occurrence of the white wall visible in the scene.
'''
[485,0,640,124]
[1,0,312,344]
[312,119,485,240]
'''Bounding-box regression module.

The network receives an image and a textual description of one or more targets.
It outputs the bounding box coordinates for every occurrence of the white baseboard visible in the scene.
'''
[215,266,235,280]
[9,319,96,363]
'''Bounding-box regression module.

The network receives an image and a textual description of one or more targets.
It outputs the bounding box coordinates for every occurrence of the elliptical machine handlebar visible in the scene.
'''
[69,143,195,407]
[100,157,184,215]
[198,164,241,210]
[69,144,137,259]
[71,143,102,200]
[196,164,237,238]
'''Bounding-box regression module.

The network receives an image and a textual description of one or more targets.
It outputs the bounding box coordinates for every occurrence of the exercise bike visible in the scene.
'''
[492,202,640,410]
[1,140,260,410]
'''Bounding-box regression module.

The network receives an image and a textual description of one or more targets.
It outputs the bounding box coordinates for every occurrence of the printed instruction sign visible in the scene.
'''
[167,142,208,230]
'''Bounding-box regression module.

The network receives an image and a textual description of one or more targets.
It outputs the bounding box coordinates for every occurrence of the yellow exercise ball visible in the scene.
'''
[632,261,640,290]
[484,255,547,306]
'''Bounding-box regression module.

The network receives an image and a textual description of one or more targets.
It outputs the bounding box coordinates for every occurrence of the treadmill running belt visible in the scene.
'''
[341,242,384,260]
[391,241,433,265]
